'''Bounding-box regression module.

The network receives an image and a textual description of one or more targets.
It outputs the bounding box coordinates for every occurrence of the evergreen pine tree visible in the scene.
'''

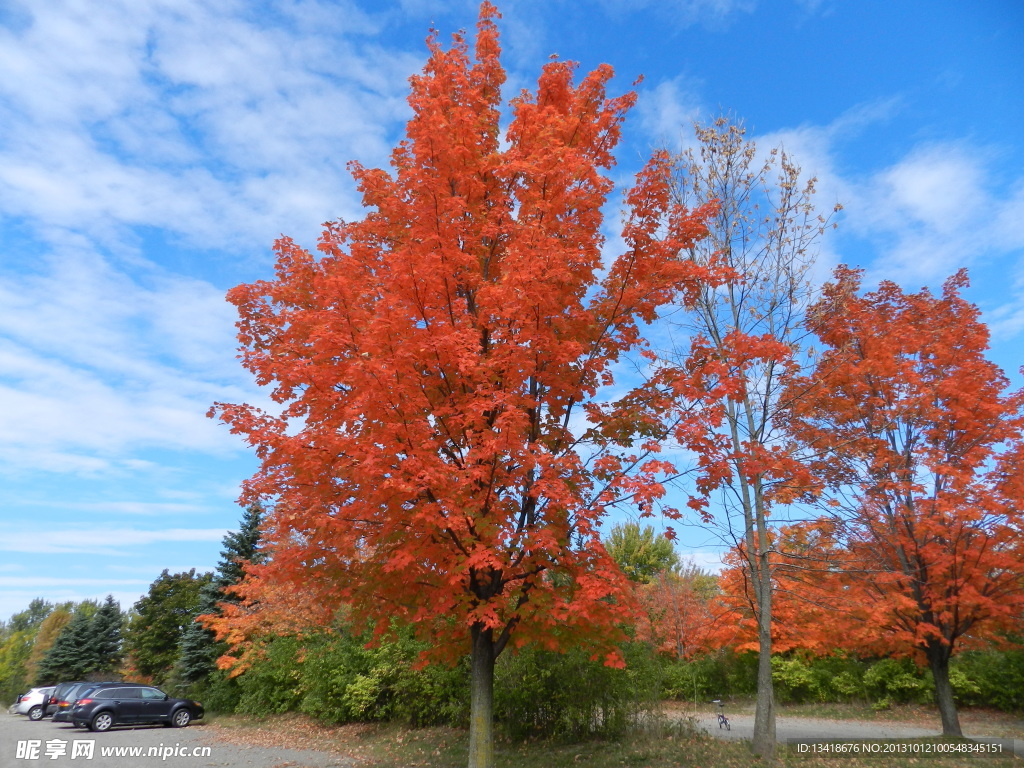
[176,584,220,684]
[215,504,265,588]
[177,505,263,684]
[36,604,96,683]
[87,595,123,677]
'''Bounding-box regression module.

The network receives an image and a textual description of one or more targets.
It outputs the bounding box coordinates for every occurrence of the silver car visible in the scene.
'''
[14,686,55,721]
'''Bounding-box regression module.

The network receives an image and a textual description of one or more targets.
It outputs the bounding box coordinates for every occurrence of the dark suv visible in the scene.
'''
[45,682,85,718]
[51,682,121,722]
[70,685,203,732]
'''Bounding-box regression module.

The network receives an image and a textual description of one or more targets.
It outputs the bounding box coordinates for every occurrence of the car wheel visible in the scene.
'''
[171,709,191,728]
[89,712,113,732]
[28,706,44,721]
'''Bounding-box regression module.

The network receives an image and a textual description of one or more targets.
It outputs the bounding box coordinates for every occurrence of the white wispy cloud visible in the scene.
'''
[635,77,704,149]
[20,501,214,516]
[0,528,228,555]
[0,0,441,480]
[0,0,419,253]
[0,245,258,474]
[846,142,999,283]
[747,113,1024,296]
[632,91,1024,374]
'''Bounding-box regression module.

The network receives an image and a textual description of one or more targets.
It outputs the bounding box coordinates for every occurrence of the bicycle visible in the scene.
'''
[712,699,730,731]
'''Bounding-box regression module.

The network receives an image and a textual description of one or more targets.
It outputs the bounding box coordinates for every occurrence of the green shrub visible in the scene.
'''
[661,653,727,703]
[196,672,243,714]
[173,669,242,714]
[297,628,469,727]
[947,665,982,701]
[720,650,759,697]
[771,656,817,703]
[386,649,469,727]
[295,630,374,723]
[212,625,1024,732]
[951,648,1024,711]
[830,669,867,700]
[862,657,932,705]
[235,635,307,716]
[494,642,661,740]
[655,646,1022,712]
[807,655,869,702]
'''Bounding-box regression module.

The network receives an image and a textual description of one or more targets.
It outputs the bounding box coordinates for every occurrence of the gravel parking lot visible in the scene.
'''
[1,713,357,768]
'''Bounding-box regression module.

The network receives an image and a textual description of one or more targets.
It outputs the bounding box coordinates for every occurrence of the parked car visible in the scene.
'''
[45,682,88,718]
[51,682,120,723]
[70,684,203,732]
[13,687,54,721]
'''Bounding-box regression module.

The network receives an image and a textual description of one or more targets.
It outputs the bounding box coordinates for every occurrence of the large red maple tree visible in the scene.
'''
[209,6,718,766]
[781,267,1024,736]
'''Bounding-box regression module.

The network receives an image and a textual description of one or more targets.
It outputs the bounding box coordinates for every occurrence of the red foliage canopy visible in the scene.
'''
[784,268,1024,656]
[208,4,720,669]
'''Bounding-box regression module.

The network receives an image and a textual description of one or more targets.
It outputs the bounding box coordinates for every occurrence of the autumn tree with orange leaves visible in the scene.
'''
[781,267,1024,736]
[635,561,723,661]
[713,522,851,657]
[659,117,837,757]
[209,6,720,767]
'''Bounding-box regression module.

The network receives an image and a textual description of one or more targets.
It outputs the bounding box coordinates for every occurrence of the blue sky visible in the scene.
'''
[1,0,1022,623]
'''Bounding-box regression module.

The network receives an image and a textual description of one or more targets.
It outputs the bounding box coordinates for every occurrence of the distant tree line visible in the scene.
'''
[3,512,1022,734]
[0,505,262,704]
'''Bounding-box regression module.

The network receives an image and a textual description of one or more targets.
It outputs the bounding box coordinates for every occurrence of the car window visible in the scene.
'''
[91,688,120,699]
[139,688,166,701]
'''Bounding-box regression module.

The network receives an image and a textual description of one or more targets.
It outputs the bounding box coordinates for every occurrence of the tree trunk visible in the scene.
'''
[468,625,496,768]
[927,644,962,737]
[751,546,776,757]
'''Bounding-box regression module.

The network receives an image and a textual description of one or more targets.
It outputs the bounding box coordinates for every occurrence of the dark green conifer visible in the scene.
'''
[88,595,123,676]
[176,504,264,684]
[36,604,96,682]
